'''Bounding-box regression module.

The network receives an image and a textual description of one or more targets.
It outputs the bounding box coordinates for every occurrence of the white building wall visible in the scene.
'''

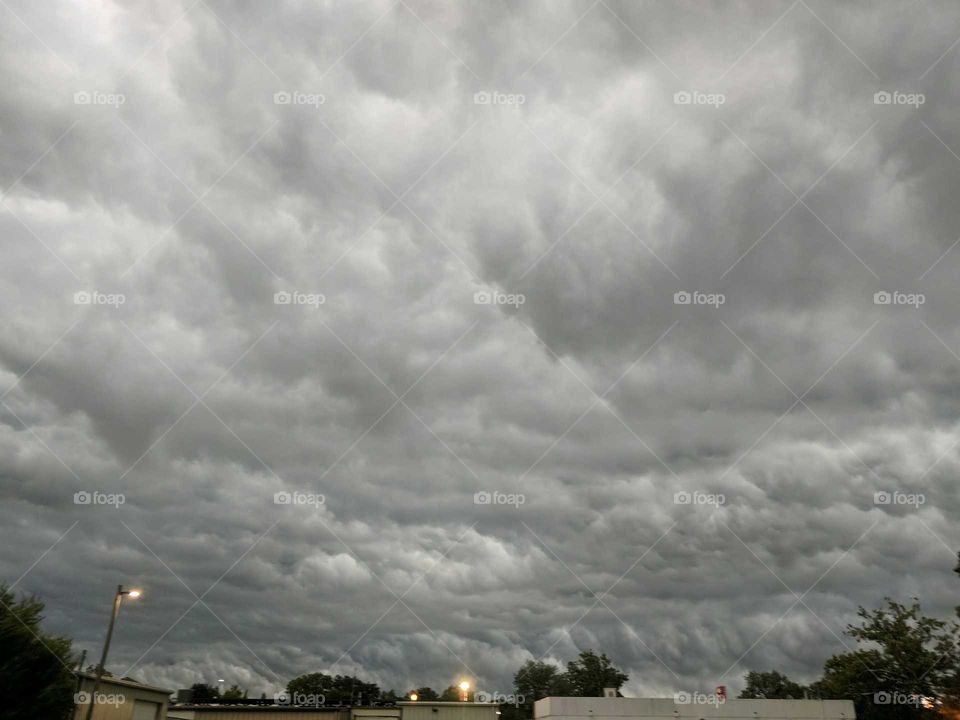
[534,698,855,720]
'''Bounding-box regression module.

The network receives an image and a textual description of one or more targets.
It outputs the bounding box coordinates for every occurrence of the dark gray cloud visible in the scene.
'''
[2,0,960,701]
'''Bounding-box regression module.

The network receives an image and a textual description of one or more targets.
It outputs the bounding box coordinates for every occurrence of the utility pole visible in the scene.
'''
[84,585,140,720]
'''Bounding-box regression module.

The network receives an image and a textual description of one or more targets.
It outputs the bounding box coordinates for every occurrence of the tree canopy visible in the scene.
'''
[815,599,959,720]
[739,670,808,699]
[514,660,566,703]
[190,683,221,703]
[747,594,960,720]
[563,650,628,697]
[222,684,246,700]
[287,672,381,705]
[0,585,76,720]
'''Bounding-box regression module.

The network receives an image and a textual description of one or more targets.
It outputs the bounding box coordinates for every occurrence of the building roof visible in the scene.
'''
[397,703,494,707]
[75,670,175,696]
[534,697,856,720]
[172,707,344,713]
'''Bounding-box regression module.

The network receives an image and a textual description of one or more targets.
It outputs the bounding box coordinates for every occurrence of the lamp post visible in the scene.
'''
[84,585,141,720]
[458,681,470,702]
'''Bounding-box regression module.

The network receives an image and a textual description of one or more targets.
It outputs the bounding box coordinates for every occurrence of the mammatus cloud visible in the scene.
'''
[2,0,960,699]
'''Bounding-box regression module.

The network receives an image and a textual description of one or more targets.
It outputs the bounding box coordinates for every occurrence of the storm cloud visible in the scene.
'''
[2,0,960,700]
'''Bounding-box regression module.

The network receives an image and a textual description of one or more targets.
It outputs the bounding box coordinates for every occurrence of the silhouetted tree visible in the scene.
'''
[190,683,221,703]
[439,685,474,701]
[514,660,565,703]
[0,585,76,720]
[222,684,245,700]
[739,671,808,699]
[816,599,959,720]
[287,673,381,705]
[562,650,628,697]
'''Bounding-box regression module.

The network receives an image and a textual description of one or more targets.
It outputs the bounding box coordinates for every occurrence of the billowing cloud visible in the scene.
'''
[2,0,960,700]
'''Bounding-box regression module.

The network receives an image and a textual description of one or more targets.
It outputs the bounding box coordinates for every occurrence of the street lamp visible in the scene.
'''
[84,585,142,720]
[458,681,470,702]
[409,693,419,702]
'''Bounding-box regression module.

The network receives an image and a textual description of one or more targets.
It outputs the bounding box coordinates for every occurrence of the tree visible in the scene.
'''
[945,554,960,710]
[287,673,381,705]
[0,584,76,720]
[955,552,960,619]
[287,673,325,698]
[222,684,246,700]
[739,671,808,699]
[439,685,474,701]
[563,650,628,697]
[190,683,221,703]
[817,599,959,720]
[514,660,565,704]
[412,687,439,700]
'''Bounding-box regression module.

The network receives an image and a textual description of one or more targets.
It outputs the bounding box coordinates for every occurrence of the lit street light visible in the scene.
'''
[409,693,419,702]
[83,585,142,720]
[458,681,470,702]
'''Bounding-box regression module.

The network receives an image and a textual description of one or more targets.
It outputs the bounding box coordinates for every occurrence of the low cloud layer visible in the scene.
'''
[2,0,960,699]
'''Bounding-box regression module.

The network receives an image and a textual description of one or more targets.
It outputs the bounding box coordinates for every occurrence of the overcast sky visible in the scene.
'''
[2,0,960,701]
